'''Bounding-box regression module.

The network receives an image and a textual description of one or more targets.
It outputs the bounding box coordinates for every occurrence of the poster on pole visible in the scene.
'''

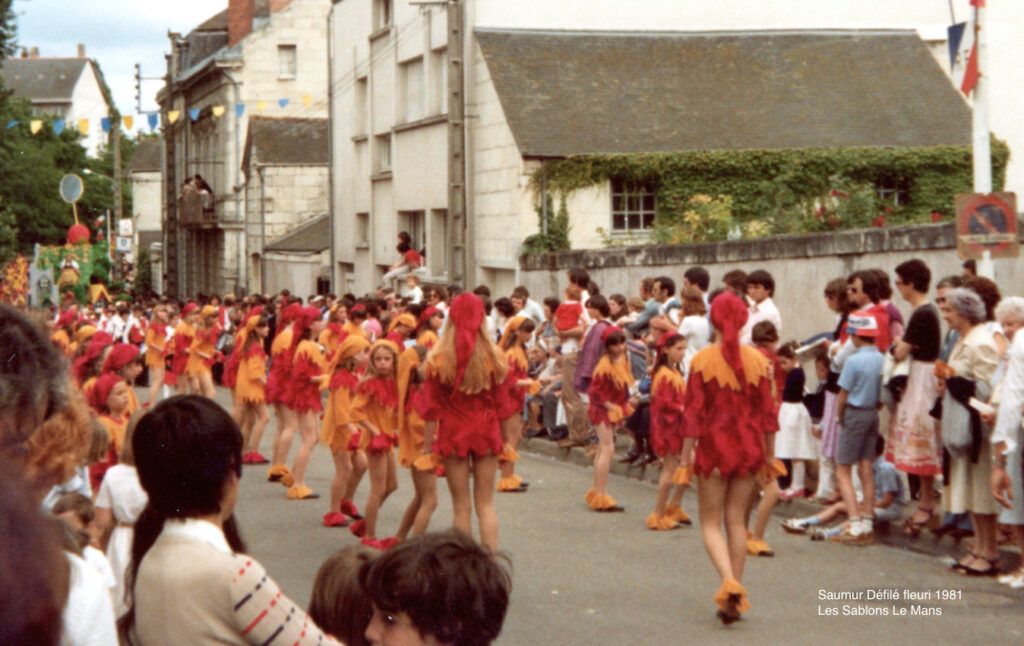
[115,236,133,253]
[956,192,1018,260]
[118,218,134,237]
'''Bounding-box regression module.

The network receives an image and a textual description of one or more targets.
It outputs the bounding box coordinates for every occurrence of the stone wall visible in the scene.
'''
[519,223,1024,344]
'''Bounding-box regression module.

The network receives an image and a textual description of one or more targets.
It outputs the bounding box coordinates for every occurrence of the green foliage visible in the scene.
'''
[522,194,571,254]
[133,246,153,297]
[652,194,734,243]
[531,141,1010,243]
[0,200,16,264]
[0,0,16,60]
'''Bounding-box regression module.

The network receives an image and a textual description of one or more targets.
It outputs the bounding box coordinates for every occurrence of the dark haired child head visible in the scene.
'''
[309,546,376,646]
[751,320,779,351]
[359,531,511,646]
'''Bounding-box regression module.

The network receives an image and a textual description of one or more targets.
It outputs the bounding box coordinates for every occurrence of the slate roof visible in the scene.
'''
[242,117,329,172]
[129,138,162,173]
[0,58,90,103]
[264,214,330,253]
[196,0,271,32]
[475,29,972,158]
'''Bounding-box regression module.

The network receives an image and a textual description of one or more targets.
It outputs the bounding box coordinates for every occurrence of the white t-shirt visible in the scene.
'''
[679,315,711,374]
[62,552,118,646]
[83,546,116,592]
[741,296,782,345]
[522,298,546,325]
[95,464,148,524]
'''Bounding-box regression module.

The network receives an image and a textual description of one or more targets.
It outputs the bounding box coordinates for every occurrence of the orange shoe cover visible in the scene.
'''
[672,466,692,486]
[645,513,678,530]
[714,579,751,614]
[267,464,288,480]
[587,493,619,511]
[499,443,519,463]
[497,476,525,492]
[585,489,597,505]
[286,485,319,500]
[665,504,691,525]
[280,472,295,488]
[746,538,774,557]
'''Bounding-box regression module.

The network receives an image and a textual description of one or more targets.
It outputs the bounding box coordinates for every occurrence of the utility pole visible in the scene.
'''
[446,0,467,288]
[972,2,994,279]
[163,46,180,299]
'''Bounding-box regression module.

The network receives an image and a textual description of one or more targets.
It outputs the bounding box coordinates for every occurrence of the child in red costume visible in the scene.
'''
[319,334,369,527]
[280,306,326,500]
[680,292,778,625]
[266,303,300,482]
[349,339,401,549]
[415,293,507,552]
[496,316,538,494]
[102,343,143,417]
[170,303,197,395]
[585,327,634,512]
[87,373,131,492]
[395,345,439,541]
[647,332,692,530]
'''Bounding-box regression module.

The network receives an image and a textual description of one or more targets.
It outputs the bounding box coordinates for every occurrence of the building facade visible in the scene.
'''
[128,138,163,294]
[328,0,1020,296]
[159,0,330,298]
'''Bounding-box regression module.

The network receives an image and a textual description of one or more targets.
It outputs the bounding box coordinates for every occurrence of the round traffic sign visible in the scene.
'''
[59,174,84,204]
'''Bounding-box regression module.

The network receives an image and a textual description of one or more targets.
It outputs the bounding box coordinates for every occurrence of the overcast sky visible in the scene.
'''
[14,0,221,132]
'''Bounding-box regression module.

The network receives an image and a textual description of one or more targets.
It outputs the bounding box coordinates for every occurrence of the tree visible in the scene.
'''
[133,246,153,297]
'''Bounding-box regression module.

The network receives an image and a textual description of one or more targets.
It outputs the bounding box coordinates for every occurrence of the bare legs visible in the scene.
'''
[271,405,298,470]
[698,473,757,584]
[289,410,319,488]
[653,454,680,517]
[362,450,398,540]
[329,449,353,515]
[445,454,499,552]
[396,466,438,541]
[592,422,614,497]
[144,364,164,407]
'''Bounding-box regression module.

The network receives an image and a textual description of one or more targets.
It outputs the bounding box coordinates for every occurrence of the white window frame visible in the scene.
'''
[876,179,909,207]
[610,178,657,233]
[376,134,392,173]
[399,57,425,123]
[277,44,297,80]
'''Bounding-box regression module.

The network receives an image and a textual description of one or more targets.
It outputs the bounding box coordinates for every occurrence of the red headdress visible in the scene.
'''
[417,305,439,330]
[601,325,624,344]
[89,372,124,412]
[102,343,140,374]
[290,306,322,349]
[449,293,485,386]
[181,302,198,317]
[56,310,76,330]
[281,303,302,327]
[710,292,749,380]
[73,331,114,383]
[655,331,682,354]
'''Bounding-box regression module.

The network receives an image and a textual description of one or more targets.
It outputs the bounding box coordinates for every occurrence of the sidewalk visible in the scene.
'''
[518,434,1004,562]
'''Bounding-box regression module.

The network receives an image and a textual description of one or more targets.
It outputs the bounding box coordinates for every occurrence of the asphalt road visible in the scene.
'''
[203,387,1024,645]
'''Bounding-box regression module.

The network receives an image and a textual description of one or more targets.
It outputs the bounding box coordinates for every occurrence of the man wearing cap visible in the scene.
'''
[832,313,885,544]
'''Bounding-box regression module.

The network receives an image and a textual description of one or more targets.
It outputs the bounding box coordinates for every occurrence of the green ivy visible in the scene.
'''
[522,194,571,254]
[529,139,1009,242]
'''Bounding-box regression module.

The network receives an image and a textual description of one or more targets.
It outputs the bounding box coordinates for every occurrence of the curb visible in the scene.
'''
[518,436,989,561]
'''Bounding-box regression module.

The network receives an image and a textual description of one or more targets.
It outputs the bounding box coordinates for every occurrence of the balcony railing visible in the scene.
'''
[179,190,216,225]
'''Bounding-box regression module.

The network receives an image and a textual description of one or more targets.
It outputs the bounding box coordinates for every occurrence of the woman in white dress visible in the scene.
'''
[677,286,710,374]
[95,420,148,617]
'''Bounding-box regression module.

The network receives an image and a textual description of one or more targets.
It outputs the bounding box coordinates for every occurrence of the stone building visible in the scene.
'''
[159,0,330,298]
[328,0,1018,297]
[128,138,163,294]
[0,45,113,157]
[242,116,329,295]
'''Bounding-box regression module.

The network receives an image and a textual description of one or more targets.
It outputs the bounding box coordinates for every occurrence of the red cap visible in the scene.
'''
[89,373,124,412]
[601,325,624,343]
[181,302,198,316]
[102,343,140,374]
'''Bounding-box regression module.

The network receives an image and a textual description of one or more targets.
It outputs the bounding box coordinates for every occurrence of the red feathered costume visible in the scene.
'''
[650,364,687,457]
[682,293,778,478]
[286,307,326,413]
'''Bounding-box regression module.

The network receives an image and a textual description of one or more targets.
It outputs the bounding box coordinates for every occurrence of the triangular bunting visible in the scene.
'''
[212,105,226,117]
[256,101,268,113]
[168,110,181,124]
[77,119,90,135]
[30,120,43,134]
[148,113,159,130]
[189,108,201,121]
[235,103,245,118]
[53,119,65,135]
[123,116,134,130]
[277,98,290,108]
[100,117,111,133]
[302,95,313,108]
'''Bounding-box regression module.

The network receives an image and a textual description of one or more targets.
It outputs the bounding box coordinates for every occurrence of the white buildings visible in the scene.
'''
[128,138,163,292]
[0,45,113,157]
[328,0,1022,296]
[159,0,331,298]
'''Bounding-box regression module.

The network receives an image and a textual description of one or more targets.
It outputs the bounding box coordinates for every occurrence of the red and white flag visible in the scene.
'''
[947,21,978,96]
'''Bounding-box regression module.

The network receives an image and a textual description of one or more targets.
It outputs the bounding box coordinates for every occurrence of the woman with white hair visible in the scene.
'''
[989,296,1024,587]
[938,288,1000,576]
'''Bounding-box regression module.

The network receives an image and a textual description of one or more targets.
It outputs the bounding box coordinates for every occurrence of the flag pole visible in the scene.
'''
[972,1,994,278]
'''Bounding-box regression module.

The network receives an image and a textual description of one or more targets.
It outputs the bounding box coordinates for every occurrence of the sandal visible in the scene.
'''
[902,506,934,537]
[960,555,1000,577]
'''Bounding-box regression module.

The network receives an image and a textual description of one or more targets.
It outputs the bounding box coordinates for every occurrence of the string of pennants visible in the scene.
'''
[4,95,317,136]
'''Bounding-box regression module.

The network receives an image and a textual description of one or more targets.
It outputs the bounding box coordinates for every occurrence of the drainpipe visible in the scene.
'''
[223,69,244,295]
[327,1,337,292]
[258,164,267,294]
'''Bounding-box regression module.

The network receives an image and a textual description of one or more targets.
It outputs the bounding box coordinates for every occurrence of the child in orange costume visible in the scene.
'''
[170,303,197,395]
[68,324,97,360]
[51,310,76,358]
[319,304,347,357]
[234,312,271,465]
[394,345,439,541]
[585,327,634,512]
[385,313,416,347]
[143,304,170,408]
[415,293,507,552]
[496,316,538,493]
[747,321,785,558]
[680,293,778,625]
[319,334,370,527]
[348,340,401,549]
[222,305,263,425]
[73,330,112,394]
[281,306,326,500]
[102,343,143,417]
[87,372,131,493]
[416,306,442,349]
[185,305,221,399]
[647,332,692,530]
[265,303,299,482]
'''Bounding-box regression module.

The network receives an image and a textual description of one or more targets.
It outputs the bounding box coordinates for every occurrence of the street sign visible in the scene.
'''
[956,192,1018,260]
[115,236,132,253]
[118,218,134,237]
[59,174,84,204]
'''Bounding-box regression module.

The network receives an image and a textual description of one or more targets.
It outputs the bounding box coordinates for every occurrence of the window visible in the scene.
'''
[399,58,425,123]
[876,179,910,207]
[354,77,368,134]
[277,45,297,79]
[375,134,391,172]
[374,0,393,31]
[398,211,425,252]
[430,49,448,115]
[355,212,370,245]
[428,209,447,275]
[610,178,656,232]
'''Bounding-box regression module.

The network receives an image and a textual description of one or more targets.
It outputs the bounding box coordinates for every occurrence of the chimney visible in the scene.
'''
[228,0,255,47]
[270,0,294,12]
[77,43,86,58]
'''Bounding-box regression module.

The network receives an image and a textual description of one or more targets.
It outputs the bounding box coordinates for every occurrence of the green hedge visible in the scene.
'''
[532,139,1009,241]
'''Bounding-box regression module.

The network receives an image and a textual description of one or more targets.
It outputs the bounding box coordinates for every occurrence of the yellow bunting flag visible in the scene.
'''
[77,119,90,135]
[212,105,225,117]
[256,100,268,113]
[123,116,134,130]
[30,120,42,134]
[302,95,313,108]
[168,110,180,124]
